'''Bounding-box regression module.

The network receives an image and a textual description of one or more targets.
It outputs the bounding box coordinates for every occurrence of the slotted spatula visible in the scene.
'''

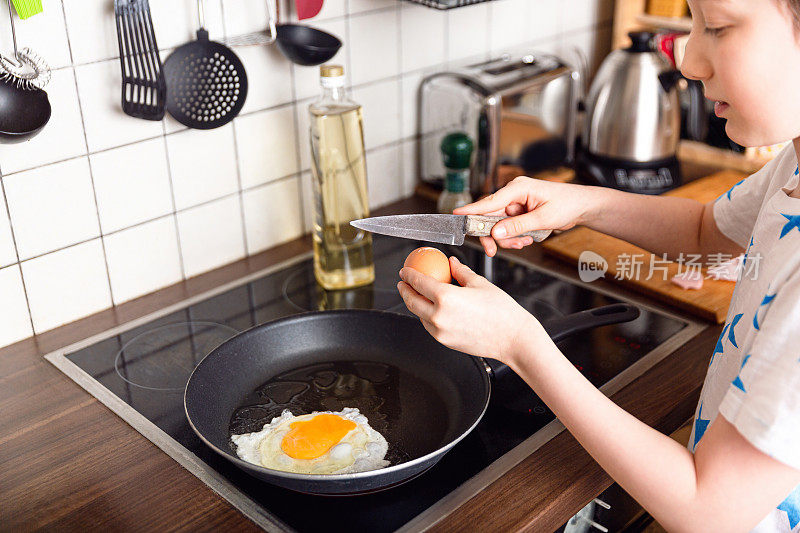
[114,0,166,120]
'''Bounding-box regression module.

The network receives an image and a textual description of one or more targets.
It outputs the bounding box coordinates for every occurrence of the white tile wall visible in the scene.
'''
[149,0,225,49]
[352,79,401,150]
[62,0,119,64]
[400,4,446,72]
[222,0,271,37]
[166,125,239,210]
[237,46,295,114]
[104,216,183,304]
[447,3,490,62]
[366,143,402,209]
[4,158,99,261]
[0,68,87,174]
[348,9,400,85]
[0,0,611,349]
[10,0,72,69]
[0,194,17,268]
[176,195,246,278]
[22,239,112,333]
[489,0,531,54]
[242,176,305,254]
[400,70,426,139]
[75,59,164,153]
[0,266,33,346]
[236,105,299,188]
[299,171,315,231]
[91,138,173,233]
[401,139,418,198]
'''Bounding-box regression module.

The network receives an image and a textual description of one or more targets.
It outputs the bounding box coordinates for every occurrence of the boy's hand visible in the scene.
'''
[454,176,598,257]
[397,256,549,365]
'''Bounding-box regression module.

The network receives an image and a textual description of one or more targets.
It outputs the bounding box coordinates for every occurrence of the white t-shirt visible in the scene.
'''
[689,144,800,532]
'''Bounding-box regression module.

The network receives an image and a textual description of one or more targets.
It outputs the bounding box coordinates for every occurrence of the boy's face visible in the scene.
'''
[683,0,800,146]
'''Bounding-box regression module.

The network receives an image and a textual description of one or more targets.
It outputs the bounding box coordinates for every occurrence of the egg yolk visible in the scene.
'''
[280,414,357,460]
[404,247,452,284]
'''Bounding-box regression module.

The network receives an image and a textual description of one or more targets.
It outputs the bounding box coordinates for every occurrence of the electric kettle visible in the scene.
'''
[578,31,706,194]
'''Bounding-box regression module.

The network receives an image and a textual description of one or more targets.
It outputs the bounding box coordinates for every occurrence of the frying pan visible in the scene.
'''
[185,304,638,495]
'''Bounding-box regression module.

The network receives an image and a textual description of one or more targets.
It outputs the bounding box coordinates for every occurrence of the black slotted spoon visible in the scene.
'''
[163,0,248,129]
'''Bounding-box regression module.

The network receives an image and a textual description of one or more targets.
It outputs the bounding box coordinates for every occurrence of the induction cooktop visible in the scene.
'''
[45,235,703,532]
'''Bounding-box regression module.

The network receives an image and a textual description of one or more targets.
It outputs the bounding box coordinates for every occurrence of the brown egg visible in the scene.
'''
[404,247,452,284]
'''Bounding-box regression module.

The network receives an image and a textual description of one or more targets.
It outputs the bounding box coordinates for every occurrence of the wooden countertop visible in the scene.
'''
[1,195,722,532]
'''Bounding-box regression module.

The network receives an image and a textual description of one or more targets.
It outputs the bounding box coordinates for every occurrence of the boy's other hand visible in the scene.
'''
[454,176,598,257]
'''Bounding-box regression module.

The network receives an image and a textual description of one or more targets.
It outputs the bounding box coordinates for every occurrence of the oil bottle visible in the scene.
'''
[309,65,375,290]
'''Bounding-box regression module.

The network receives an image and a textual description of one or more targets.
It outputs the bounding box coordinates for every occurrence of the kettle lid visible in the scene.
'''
[626,31,655,53]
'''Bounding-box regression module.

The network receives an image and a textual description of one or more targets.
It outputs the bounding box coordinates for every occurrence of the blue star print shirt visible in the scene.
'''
[690,145,800,532]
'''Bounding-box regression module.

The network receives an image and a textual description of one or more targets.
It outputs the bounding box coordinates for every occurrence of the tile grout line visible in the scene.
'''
[13,170,304,268]
[160,121,188,284]
[61,5,117,309]
[218,1,250,258]
[0,0,76,338]
[289,0,323,235]
[396,1,406,203]
[0,11,606,182]
[485,0,493,61]
[60,0,75,66]
[0,178,35,336]
[443,6,450,68]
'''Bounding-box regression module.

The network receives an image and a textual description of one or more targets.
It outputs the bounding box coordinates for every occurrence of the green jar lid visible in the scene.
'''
[440,132,474,170]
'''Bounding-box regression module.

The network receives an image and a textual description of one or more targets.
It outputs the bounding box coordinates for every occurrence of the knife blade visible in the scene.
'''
[350,214,552,246]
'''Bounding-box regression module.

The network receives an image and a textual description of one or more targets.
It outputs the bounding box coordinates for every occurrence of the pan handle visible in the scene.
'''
[542,303,640,343]
[485,303,640,380]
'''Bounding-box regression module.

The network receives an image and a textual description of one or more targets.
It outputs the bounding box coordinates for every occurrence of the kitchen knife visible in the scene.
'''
[350,214,552,246]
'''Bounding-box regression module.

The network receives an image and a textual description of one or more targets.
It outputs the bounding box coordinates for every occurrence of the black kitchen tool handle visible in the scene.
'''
[486,303,640,380]
[543,303,640,343]
[684,78,708,142]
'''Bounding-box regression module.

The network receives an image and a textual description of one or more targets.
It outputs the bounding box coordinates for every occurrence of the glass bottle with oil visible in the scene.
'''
[309,65,375,290]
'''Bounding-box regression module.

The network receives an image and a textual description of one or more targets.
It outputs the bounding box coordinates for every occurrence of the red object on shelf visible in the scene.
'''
[655,32,684,68]
[296,0,324,20]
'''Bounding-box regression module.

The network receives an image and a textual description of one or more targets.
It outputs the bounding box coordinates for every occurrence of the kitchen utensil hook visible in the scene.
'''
[265,0,277,44]
[2,0,21,68]
[222,0,277,47]
[0,0,50,88]
[197,0,205,29]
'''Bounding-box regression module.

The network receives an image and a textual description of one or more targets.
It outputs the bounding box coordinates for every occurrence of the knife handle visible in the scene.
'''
[465,215,552,242]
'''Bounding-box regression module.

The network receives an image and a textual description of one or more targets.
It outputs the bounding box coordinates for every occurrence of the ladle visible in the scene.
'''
[224,0,341,66]
[0,0,51,143]
[0,75,51,143]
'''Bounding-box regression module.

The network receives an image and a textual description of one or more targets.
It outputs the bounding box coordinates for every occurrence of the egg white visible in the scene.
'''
[231,407,390,475]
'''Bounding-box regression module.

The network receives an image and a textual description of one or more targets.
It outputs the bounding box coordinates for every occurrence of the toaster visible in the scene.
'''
[418,53,580,196]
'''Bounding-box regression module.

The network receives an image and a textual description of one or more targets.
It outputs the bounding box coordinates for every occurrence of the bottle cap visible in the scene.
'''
[320,65,344,77]
[320,65,345,88]
[440,132,474,170]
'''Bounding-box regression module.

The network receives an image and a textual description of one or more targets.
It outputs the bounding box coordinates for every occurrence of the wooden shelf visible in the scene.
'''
[613,1,691,48]
[635,13,692,32]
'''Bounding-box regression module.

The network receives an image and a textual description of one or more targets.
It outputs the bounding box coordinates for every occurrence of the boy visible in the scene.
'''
[398,0,800,530]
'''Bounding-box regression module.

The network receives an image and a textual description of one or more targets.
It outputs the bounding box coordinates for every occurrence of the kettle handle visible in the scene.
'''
[684,78,708,142]
[658,70,708,142]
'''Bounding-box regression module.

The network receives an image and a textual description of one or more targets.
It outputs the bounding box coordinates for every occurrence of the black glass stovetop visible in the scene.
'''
[63,236,687,532]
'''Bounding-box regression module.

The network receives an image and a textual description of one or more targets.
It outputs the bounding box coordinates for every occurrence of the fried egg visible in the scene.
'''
[231,408,390,475]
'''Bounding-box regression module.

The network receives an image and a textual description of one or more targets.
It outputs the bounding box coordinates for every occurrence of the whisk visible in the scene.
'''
[0,0,50,90]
